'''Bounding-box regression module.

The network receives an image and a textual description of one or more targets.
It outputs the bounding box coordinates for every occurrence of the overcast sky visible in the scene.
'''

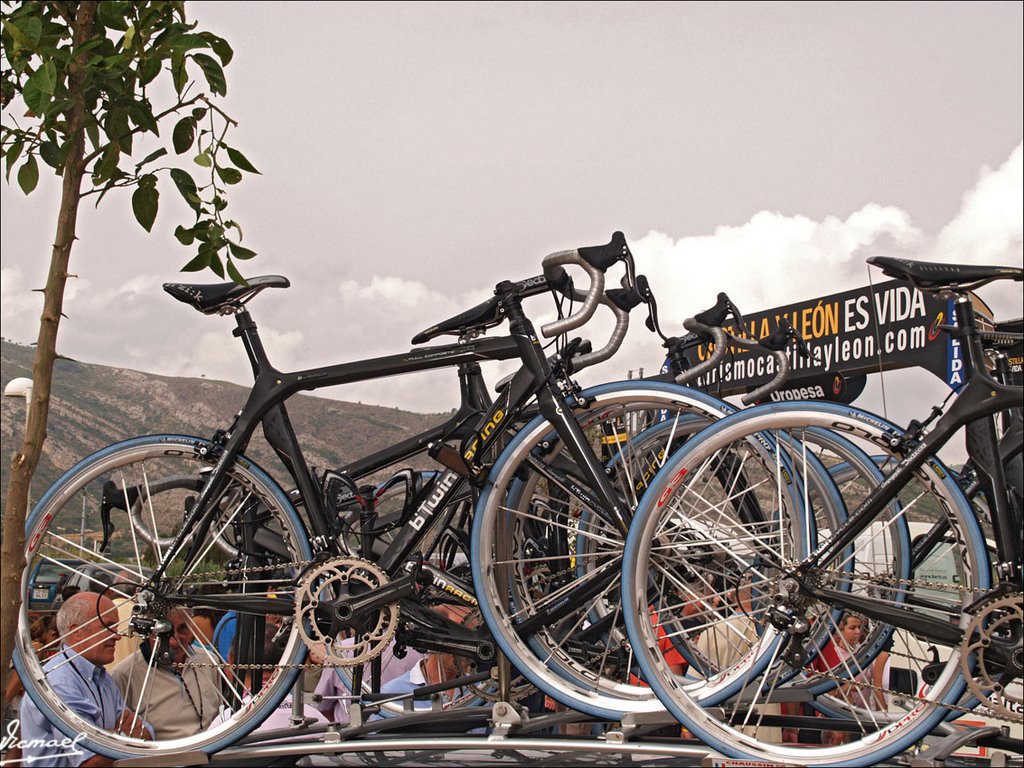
[2,2,1022,454]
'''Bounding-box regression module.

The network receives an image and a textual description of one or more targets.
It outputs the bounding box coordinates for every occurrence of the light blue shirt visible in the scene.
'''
[19,647,127,767]
[213,612,236,662]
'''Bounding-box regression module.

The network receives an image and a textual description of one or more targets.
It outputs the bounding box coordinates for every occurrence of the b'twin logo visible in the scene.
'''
[409,471,458,530]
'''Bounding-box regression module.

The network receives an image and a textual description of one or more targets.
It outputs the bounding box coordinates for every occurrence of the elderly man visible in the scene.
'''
[110,606,222,739]
[19,592,150,768]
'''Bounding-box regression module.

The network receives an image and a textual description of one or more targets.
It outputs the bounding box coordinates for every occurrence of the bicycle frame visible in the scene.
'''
[149,274,632,627]
[795,292,1022,638]
[150,325,520,584]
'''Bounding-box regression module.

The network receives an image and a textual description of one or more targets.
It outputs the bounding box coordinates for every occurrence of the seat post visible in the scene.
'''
[233,308,272,378]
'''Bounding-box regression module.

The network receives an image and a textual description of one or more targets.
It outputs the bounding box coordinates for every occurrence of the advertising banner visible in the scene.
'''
[671,280,962,400]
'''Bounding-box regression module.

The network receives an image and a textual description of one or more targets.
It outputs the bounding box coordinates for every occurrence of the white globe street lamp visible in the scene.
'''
[4,376,34,510]
[3,377,33,430]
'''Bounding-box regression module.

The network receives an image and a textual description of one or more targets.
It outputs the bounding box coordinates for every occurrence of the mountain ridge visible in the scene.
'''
[0,339,452,515]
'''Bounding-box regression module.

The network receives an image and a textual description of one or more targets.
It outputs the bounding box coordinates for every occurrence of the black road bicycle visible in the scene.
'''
[15,233,742,759]
[620,256,1022,765]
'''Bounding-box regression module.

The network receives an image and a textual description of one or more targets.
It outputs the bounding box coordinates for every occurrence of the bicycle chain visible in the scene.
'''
[171,557,318,583]
[814,566,986,596]
[170,549,1015,726]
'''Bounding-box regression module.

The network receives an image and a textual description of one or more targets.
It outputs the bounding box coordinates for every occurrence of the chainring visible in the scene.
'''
[295,557,400,667]
[961,592,1023,722]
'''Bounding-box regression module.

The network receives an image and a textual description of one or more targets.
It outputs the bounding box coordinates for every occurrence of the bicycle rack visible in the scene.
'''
[910,724,1016,768]
[107,681,1023,768]
[111,701,719,767]
[108,700,1024,768]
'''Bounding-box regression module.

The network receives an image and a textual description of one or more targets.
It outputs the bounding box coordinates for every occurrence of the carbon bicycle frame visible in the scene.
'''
[794,292,1022,643]
[149,274,633,628]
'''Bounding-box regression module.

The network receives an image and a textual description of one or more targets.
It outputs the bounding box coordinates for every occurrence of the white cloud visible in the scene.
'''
[628,203,926,322]
[932,143,1024,268]
[297,145,1023,414]
[0,267,40,341]
[339,275,450,309]
[586,143,1022,465]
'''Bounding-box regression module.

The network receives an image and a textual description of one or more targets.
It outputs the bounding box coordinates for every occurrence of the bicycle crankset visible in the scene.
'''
[961,592,1023,722]
[294,557,400,667]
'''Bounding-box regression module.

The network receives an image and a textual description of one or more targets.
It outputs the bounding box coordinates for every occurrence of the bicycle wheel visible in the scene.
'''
[15,435,312,761]
[622,403,991,766]
[471,380,737,719]
[649,422,909,708]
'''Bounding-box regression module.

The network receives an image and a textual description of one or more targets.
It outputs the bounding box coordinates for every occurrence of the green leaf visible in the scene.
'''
[205,247,225,278]
[174,225,196,245]
[168,33,210,53]
[171,51,187,95]
[29,61,57,95]
[191,53,226,96]
[128,99,159,134]
[39,140,61,170]
[1,18,30,51]
[5,140,25,182]
[194,151,213,168]
[200,32,234,66]
[191,107,208,121]
[17,155,39,194]
[169,168,201,212]
[172,117,196,154]
[138,56,162,86]
[216,166,242,185]
[181,252,211,272]
[22,78,49,116]
[228,241,257,260]
[105,108,132,152]
[75,36,109,57]
[93,143,121,183]
[225,146,260,174]
[123,23,136,49]
[3,16,42,50]
[135,147,168,170]
[97,1,130,31]
[94,179,117,207]
[226,259,247,285]
[86,122,101,154]
[132,184,159,231]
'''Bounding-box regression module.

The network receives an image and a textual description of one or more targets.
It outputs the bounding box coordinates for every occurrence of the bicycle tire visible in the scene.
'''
[621,402,990,766]
[471,380,737,719]
[15,435,312,760]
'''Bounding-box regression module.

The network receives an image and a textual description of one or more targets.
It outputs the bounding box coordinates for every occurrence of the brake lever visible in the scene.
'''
[634,274,671,342]
[785,318,811,359]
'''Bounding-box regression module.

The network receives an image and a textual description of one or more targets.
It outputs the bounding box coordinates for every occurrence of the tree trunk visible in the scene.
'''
[0,0,98,704]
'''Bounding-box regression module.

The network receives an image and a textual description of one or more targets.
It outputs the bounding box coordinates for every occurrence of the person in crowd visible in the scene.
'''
[30,613,60,660]
[19,593,151,767]
[212,610,237,662]
[782,612,877,746]
[209,624,329,735]
[309,638,426,724]
[190,606,223,657]
[3,613,60,746]
[110,606,222,740]
[109,570,142,666]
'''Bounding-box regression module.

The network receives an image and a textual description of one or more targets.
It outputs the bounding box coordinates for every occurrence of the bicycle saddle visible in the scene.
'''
[163,275,290,314]
[867,256,1022,291]
[411,295,503,344]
